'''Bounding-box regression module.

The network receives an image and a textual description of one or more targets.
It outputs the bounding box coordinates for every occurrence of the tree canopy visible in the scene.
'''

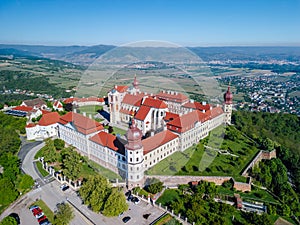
[53,203,74,225]
[79,175,128,216]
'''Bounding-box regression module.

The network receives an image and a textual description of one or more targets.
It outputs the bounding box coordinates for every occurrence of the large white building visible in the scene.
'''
[33,77,233,188]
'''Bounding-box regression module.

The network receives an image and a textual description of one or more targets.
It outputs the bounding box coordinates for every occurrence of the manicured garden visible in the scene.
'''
[146,126,260,182]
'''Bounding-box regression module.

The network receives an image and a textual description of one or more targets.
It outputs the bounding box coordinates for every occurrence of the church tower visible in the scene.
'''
[224,86,233,124]
[132,74,139,91]
[125,117,144,188]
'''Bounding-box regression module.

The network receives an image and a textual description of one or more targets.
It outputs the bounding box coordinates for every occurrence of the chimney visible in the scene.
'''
[73,108,77,113]
[190,99,194,103]
[89,114,92,119]
[202,101,206,105]
[202,110,205,113]
[151,131,155,136]
[83,112,86,117]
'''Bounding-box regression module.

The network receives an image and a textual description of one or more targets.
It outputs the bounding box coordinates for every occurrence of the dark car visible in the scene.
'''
[60,184,69,191]
[9,213,20,225]
[39,218,50,225]
[127,194,133,201]
[122,216,131,223]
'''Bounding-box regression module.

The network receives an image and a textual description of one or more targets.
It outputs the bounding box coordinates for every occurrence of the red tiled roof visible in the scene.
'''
[142,130,178,154]
[114,85,128,93]
[38,112,60,126]
[143,97,167,109]
[183,101,211,111]
[122,93,145,106]
[120,108,133,115]
[53,100,63,108]
[156,91,189,103]
[204,107,224,119]
[13,105,33,112]
[63,97,104,104]
[166,107,223,133]
[77,97,104,103]
[41,110,51,114]
[167,111,198,133]
[135,106,151,121]
[164,112,180,122]
[89,132,118,151]
[59,112,103,135]
[26,123,36,128]
[63,97,79,104]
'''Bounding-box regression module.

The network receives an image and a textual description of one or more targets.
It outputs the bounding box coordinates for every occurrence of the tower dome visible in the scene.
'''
[224,86,233,104]
[125,118,142,150]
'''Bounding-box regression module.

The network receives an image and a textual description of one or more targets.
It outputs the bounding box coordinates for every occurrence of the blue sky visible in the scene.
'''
[0,0,300,46]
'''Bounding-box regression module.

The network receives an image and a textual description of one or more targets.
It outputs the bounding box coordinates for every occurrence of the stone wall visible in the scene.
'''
[242,150,276,177]
[146,175,251,192]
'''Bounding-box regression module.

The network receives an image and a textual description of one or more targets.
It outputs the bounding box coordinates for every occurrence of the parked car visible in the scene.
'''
[60,184,69,191]
[38,216,47,223]
[125,190,131,196]
[122,216,131,223]
[32,208,44,218]
[131,197,140,204]
[29,205,39,212]
[39,218,50,225]
[127,194,133,201]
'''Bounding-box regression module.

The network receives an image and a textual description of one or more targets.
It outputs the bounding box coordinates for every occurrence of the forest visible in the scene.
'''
[232,111,300,191]
[0,113,33,214]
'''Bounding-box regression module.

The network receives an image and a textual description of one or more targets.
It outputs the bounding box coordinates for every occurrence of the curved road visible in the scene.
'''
[1,139,166,225]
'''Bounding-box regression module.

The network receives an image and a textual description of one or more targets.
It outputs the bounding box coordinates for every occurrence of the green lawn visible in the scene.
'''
[145,146,196,175]
[156,189,181,206]
[217,185,279,204]
[147,126,259,181]
[31,199,54,223]
[34,148,44,160]
[112,127,127,136]
[78,105,103,116]
[86,160,123,181]
[35,161,49,177]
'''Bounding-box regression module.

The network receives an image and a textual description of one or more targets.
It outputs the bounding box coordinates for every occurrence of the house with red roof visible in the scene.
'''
[26,112,60,140]
[53,100,63,111]
[11,105,42,121]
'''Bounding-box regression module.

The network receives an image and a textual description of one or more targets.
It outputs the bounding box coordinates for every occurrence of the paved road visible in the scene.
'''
[21,142,45,182]
[18,136,42,162]
[2,139,166,225]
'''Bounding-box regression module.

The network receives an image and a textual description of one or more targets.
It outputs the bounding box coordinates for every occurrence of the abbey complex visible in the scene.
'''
[25,76,233,187]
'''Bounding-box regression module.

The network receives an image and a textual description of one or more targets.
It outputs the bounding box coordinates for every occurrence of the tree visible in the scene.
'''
[54,139,65,150]
[79,175,111,212]
[145,178,163,194]
[62,147,82,180]
[42,138,58,163]
[102,188,128,217]
[0,216,17,225]
[18,174,34,191]
[0,177,19,206]
[53,203,74,225]
[0,153,20,181]
[261,138,274,151]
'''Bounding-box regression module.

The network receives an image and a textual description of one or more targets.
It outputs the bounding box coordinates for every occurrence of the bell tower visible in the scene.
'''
[125,117,144,188]
[224,86,233,124]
